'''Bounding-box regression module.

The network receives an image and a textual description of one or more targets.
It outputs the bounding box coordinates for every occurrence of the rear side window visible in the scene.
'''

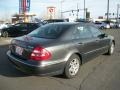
[28,24,71,39]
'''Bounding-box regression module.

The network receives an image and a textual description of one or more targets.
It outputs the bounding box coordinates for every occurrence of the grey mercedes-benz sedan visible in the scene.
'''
[7,22,115,78]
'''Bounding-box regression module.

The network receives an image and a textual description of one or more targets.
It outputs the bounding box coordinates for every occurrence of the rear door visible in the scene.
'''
[72,24,99,62]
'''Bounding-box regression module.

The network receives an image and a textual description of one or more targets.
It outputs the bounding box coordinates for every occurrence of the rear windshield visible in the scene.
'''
[28,24,71,39]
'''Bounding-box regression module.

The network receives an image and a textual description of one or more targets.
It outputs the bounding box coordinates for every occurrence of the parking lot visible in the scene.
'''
[0,29,120,90]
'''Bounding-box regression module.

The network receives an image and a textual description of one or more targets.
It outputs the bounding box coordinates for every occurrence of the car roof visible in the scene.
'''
[16,23,38,24]
[47,22,89,26]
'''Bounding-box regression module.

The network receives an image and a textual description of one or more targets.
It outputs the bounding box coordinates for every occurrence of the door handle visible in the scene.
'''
[78,42,84,45]
[95,40,100,42]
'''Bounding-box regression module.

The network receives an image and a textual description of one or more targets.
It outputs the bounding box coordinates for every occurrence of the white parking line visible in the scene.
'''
[0,38,13,44]
[4,39,12,43]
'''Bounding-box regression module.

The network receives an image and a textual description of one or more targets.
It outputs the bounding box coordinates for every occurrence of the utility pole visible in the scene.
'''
[60,0,64,19]
[117,4,120,22]
[107,0,110,21]
[84,0,86,20]
[77,3,79,19]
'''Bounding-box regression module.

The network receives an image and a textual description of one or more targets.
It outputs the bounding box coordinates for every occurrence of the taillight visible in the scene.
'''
[30,46,51,61]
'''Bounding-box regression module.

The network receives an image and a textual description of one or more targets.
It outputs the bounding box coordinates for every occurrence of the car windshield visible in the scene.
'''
[28,24,71,39]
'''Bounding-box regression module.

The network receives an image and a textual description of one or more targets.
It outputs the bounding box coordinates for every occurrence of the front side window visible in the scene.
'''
[89,26,102,37]
[72,25,93,39]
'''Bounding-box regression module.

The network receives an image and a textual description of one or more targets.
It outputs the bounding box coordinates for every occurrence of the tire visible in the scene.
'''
[2,31,9,38]
[64,54,81,79]
[101,26,104,30]
[107,42,115,55]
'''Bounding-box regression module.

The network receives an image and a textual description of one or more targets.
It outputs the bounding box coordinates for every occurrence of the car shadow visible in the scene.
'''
[0,44,30,77]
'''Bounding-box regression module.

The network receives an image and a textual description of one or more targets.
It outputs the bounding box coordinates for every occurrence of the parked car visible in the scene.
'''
[0,23,8,29]
[7,22,115,78]
[0,23,11,36]
[75,19,90,23]
[114,22,120,28]
[94,21,110,29]
[0,23,13,30]
[0,23,40,37]
[117,23,120,28]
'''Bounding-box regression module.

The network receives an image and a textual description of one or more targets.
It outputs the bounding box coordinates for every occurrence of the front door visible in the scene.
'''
[72,24,100,63]
[88,25,110,55]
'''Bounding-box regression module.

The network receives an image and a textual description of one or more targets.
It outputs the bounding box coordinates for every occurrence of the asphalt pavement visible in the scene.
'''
[0,29,120,90]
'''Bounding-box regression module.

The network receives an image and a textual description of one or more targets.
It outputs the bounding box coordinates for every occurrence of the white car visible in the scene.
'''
[0,24,8,29]
[94,22,110,29]
[0,24,10,36]
[106,24,110,29]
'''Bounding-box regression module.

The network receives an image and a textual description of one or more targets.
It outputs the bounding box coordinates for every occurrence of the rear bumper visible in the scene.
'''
[7,51,65,76]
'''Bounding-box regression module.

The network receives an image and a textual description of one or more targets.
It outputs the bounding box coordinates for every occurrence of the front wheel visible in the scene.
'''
[100,26,104,29]
[64,54,81,79]
[107,42,115,55]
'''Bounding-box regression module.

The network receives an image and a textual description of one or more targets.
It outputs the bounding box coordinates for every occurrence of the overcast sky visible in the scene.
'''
[0,0,119,19]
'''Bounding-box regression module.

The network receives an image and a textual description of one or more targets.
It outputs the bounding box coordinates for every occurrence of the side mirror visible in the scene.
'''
[98,33,108,38]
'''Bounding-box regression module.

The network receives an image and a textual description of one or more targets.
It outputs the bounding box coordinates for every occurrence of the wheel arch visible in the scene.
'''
[65,51,83,65]
[112,40,115,46]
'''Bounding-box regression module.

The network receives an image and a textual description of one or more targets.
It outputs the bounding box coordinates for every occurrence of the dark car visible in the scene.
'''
[75,18,90,23]
[0,23,40,37]
[44,19,68,24]
[7,22,115,78]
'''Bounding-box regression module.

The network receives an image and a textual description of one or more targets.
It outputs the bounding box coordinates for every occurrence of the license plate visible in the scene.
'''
[15,46,23,55]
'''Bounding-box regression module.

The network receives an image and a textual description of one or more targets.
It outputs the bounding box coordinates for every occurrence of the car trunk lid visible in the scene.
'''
[10,35,54,60]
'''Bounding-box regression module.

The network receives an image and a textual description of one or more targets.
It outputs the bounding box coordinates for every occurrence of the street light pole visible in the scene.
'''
[107,0,110,21]
[61,1,62,18]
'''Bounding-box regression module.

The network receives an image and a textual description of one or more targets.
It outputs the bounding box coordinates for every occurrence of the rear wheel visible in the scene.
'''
[2,31,9,38]
[64,54,81,79]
